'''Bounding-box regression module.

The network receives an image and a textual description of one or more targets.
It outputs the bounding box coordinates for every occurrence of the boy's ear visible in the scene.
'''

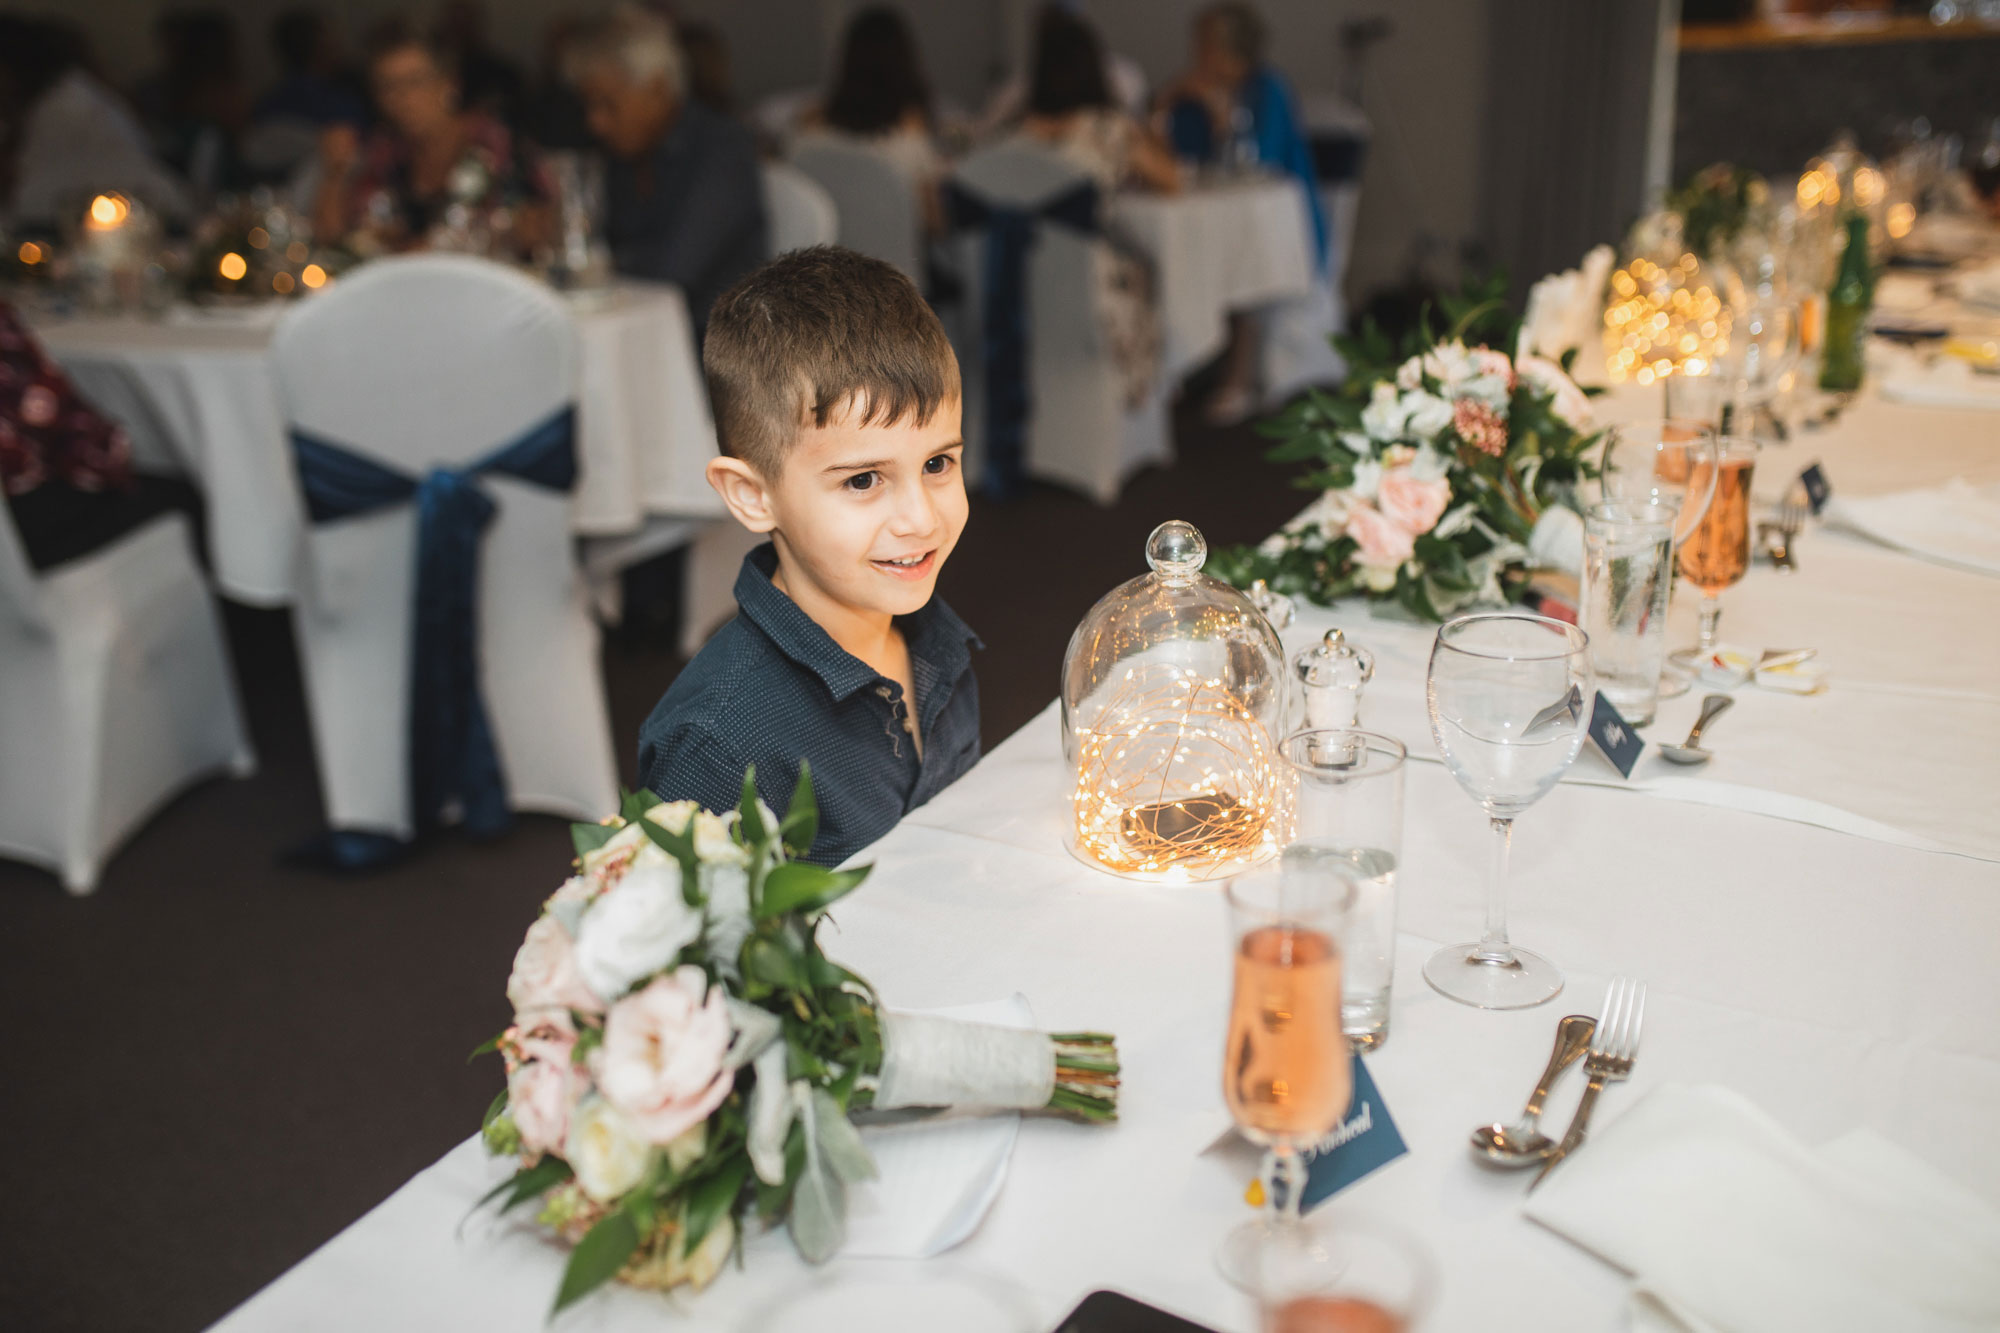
[705,456,778,533]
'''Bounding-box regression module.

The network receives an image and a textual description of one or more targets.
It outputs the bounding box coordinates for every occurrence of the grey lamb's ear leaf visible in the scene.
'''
[724,997,781,1071]
[746,1044,795,1186]
[787,1082,848,1264]
[809,1087,877,1184]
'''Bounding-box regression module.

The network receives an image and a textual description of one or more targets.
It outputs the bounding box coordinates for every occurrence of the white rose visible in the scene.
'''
[1360,561,1400,593]
[668,1212,734,1289]
[645,800,700,836]
[1409,445,1450,482]
[1360,382,1405,441]
[565,1096,655,1202]
[572,862,700,1001]
[1350,457,1383,501]
[692,810,748,865]
[664,1121,708,1175]
[1403,390,1454,438]
[1394,355,1423,390]
[578,821,671,885]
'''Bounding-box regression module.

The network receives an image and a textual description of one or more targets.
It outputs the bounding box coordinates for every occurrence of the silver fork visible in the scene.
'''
[1531,976,1646,1189]
[1770,481,1810,573]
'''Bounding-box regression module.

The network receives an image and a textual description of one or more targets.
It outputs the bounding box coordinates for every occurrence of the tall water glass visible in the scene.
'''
[1250,1215,1435,1333]
[1423,614,1592,1010]
[1673,434,1761,665]
[1279,730,1406,1052]
[1598,419,1719,548]
[1580,502,1676,726]
[1218,861,1358,1288]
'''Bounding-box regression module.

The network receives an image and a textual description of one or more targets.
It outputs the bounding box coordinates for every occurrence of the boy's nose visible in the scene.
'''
[885,477,940,538]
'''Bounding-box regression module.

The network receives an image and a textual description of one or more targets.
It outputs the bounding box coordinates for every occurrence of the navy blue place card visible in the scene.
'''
[1586,691,1645,779]
[1299,1054,1408,1211]
[1800,463,1832,515]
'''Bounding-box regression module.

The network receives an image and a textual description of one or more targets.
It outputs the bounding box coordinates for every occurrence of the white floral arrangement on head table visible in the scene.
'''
[476,765,1119,1314]
[1211,275,1603,620]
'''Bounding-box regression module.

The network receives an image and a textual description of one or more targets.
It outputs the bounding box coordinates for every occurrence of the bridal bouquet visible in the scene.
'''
[475,767,1118,1314]
[1211,280,1601,620]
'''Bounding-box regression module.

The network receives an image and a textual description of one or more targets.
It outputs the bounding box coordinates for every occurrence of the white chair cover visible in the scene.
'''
[761,162,839,256]
[0,507,253,893]
[790,139,925,285]
[269,254,617,838]
[947,144,1171,505]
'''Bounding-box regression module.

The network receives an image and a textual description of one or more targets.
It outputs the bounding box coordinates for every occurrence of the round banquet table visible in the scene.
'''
[29,280,726,606]
[205,369,2000,1332]
[1115,175,1319,383]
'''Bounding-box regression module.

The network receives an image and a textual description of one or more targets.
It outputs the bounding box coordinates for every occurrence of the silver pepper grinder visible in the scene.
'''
[1293,627,1374,731]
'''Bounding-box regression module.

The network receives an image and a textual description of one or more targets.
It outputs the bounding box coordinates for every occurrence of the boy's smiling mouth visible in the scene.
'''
[871,550,937,579]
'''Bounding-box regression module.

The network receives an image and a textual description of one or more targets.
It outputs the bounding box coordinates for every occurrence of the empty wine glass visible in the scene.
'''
[1423,614,1592,1010]
[1714,298,1800,438]
[1671,434,1762,668]
[1217,860,1358,1289]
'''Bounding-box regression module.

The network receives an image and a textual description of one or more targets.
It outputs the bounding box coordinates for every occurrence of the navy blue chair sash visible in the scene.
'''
[288,405,577,865]
[944,179,1100,498]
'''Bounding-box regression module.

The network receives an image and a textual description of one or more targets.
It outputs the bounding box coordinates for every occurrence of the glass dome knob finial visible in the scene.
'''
[1144,520,1206,581]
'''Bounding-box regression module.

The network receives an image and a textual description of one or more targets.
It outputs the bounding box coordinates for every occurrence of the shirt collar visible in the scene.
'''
[734,543,981,703]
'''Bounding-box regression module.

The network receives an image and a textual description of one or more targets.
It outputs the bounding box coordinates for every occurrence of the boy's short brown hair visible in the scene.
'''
[702,246,961,478]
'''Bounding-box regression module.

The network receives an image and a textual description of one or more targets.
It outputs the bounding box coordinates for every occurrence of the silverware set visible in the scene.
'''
[1467,977,1647,1187]
[1758,481,1811,572]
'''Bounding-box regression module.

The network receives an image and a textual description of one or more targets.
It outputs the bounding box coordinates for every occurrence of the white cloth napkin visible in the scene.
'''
[1524,1084,2000,1333]
[1823,477,2000,576]
[1956,258,2000,312]
[840,995,1031,1259]
[1875,342,2000,411]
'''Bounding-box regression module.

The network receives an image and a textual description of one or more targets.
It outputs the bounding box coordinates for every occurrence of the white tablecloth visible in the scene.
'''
[1116,177,1317,382]
[32,281,724,605]
[208,374,2000,1332]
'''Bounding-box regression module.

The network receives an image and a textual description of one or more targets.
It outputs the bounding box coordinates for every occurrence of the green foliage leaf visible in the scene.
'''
[474,1153,573,1217]
[637,817,702,905]
[619,787,663,824]
[738,768,767,848]
[758,862,869,920]
[683,1157,751,1251]
[754,1122,807,1219]
[467,1029,506,1063]
[743,929,810,994]
[570,819,618,859]
[552,1209,640,1315]
[780,761,819,859]
[787,1093,848,1263]
[480,1087,510,1132]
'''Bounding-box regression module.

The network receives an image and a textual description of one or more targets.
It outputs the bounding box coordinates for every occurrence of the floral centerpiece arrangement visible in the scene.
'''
[1210,278,1601,620]
[475,766,1118,1314]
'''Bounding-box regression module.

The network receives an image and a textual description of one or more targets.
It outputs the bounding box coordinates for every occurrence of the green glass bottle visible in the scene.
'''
[1818,213,1872,392]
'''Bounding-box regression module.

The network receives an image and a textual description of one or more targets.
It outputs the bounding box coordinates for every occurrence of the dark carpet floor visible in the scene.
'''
[0,408,1305,1332]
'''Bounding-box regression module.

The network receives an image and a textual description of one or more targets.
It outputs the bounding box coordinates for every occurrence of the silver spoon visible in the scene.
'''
[1659,693,1735,765]
[1469,1013,1595,1167]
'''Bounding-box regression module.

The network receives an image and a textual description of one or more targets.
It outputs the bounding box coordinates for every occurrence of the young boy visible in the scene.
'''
[636,247,980,866]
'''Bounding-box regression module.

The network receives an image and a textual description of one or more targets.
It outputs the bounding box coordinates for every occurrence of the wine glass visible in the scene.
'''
[1671,433,1761,668]
[1249,1214,1435,1333]
[1714,298,1800,438]
[1217,860,1358,1289]
[1423,614,1592,1010]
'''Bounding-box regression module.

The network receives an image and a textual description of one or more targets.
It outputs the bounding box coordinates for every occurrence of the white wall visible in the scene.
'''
[42,0,1491,298]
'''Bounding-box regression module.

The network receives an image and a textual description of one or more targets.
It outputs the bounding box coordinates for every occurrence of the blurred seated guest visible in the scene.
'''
[794,7,944,235]
[1156,1,1322,424]
[433,0,528,133]
[973,0,1148,138]
[523,16,593,151]
[993,7,1165,409]
[247,8,365,183]
[0,302,201,572]
[567,7,765,336]
[134,9,252,202]
[0,18,191,227]
[1011,6,1180,196]
[678,21,734,115]
[312,22,550,257]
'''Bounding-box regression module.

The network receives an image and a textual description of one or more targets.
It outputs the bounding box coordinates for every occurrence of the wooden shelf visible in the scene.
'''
[1680,14,2000,51]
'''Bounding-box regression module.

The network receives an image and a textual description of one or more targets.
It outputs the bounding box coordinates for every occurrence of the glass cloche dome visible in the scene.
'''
[1059,520,1290,882]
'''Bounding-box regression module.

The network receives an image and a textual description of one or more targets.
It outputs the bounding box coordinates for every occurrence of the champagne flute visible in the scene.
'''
[1217,860,1358,1289]
[1671,433,1761,667]
[1423,614,1592,1010]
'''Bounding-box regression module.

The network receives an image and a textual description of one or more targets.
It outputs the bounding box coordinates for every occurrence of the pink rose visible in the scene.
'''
[506,914,604,1016]
[1345,501,1415,568]
[510,1056,579,1156]
[593,966,735,1145]
[1376,466,1450,537]
[1471,346,1517,390]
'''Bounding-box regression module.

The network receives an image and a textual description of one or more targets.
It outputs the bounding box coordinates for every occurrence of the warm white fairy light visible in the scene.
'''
[1603,253,1731,386]
[1069,662,1282,880]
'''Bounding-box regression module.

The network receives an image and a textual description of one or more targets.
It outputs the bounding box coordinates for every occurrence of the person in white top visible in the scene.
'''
[792,6,944,237]
[0,19,191,227]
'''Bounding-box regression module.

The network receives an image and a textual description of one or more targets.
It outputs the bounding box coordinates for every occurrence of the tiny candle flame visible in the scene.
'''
[87,193,131,229]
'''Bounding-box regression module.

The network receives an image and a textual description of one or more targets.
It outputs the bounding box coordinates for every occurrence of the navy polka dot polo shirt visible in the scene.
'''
[636,543,982,866]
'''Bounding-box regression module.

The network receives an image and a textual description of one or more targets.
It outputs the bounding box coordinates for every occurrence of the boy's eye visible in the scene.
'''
[844,471,880,492]
[924,453,956,476]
